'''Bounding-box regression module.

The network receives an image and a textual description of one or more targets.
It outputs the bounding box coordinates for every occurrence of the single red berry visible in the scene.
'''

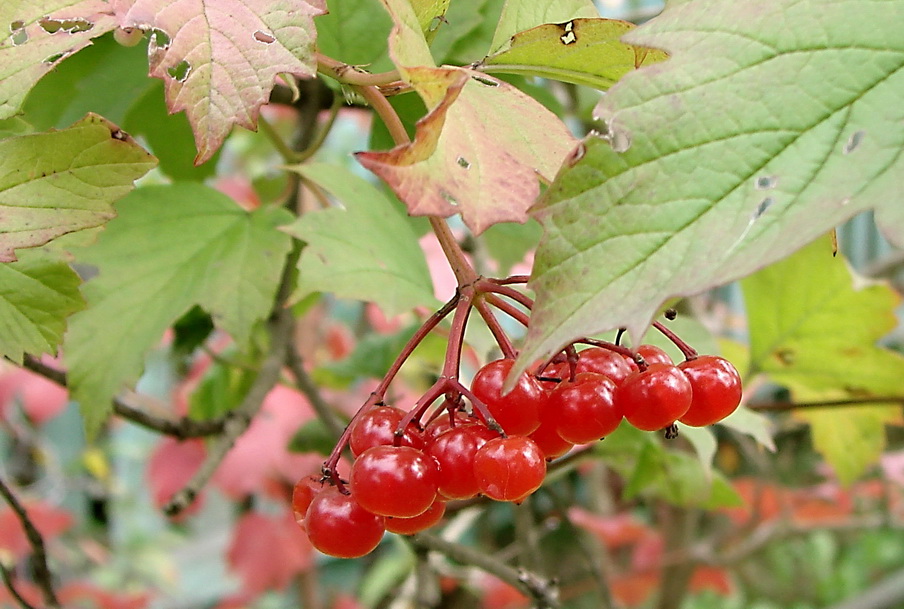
[636,344,672,367]
[678,355,743,426]
[574,348,635,385]
[528,418,573,460]
[426,423,498,499]
[292,475,323,523]
[350,445,439,518]
[349,406,424,456]
[470,359,545,435]
[385,499,446,535]
[616,363,693,431]
[304,487,385,558]
[423,409,474,443]
[473,436,546,502]
[550,372,622,444]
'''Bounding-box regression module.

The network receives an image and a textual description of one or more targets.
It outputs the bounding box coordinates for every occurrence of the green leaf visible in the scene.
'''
[0,2,117,120]
[430,0,503,65]
[521,0,904,372]
[0,114,157,262]
[379,0,436,70]
[189,358,256,421]
[315,0,393,68]
[742,235,904,482]
[0,247,85,362]
[283,163,436,315]
[312,323,420,389]
[481,219,542,275]
[288,418,339,455]
[65,183,293,437]
[489,0,599,53]
[483,19,668,90]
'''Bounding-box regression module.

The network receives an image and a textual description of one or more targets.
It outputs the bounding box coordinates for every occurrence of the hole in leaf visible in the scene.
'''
[149,28,170,51]
[843,130,865,154]
[441,190,458,207]
[167,60,192,82]
[43,49,72,64]
[39,18,61,33]
[39,17,92,34]
[567,142,586,166]
[471,75,498,87]
[428,15,447,32]
[456,157,471,169]
[755,175,777,190]
[559,21,577,45]
[754,197,773,218]
[253,30,275,44]
[10,20,28,46]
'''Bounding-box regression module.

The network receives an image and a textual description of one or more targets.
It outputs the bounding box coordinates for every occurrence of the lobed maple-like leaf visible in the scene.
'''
[120,0,326,164]
[0,1,117,120]
[0,114,157,262]
[742,236,904,483]
[519,0,904,372]
[488,0,599,53]
[357,66,577,234]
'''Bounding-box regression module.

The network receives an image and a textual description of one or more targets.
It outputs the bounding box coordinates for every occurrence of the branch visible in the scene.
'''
[0,564,39,609]
[18,356,226,439]
[285,343,344,440]
[0,475,59,609]
[410,532,560,609]
[748,396,904,412]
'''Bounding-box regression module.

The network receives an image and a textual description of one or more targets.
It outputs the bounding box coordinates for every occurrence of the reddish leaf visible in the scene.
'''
[688,566,733,596]
[720,477,787,525]
[0,365,69,425]
[357,67,577,234]
[226,511,314,594]
[147,437,206,517]
[789,484,853,525]
[610,572,659,607]
[119,0,326,163]
[0,500,73,559]
[480,575,529,609]
[567,507,653,550]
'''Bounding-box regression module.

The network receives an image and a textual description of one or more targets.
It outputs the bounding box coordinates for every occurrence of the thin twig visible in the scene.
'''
[748,396,904,412]
[411,532,560,608]
[0,563,39,609]
[18,356,226,439]
[285,343,344,440]
[0,475,60,609]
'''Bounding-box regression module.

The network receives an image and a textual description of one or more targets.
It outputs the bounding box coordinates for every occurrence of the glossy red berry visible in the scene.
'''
[349,406,424,457]
[426,424,498,499]
[291,475,323,523]
[616,363,693,431]
[470,359,545,435]
[350,446,439,518]
[678,355,743,426]
[385,500,446,535]
[549,372,622,444]
[304,487,385,558]
[528,417,573,460]
[574,347,635,385]
[636,344,672,367]
[473,436,546,502]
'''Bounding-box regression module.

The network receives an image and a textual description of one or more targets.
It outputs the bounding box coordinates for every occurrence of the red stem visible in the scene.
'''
[652,321,698,360]
[484,293,531,327]
[475,299,516,359]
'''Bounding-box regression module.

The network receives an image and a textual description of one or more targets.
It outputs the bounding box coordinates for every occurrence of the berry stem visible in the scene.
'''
[475,299,517,359]
[484,293,531,327]
[478,279,535,310]
[652,321,698,360]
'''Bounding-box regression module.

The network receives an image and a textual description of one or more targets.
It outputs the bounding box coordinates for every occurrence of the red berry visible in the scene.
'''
[426,424,498,499]
[349,406,424,457]
[473,436,546,502]
[528,418,573,460]
[423,409,474,443]
[549,372,622,444]
[678,355,743,426]
[616,363,692,431]
[574,348,635,385]
[470,359,545,435]
[385,500,446,535]
[350,446,439,518]
[292,475,323,523]
[636,344,672,367]
[304,487,385,558]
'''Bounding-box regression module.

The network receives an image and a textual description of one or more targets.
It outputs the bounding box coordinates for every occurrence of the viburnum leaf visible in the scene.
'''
[483,19,668,90]
[357,66,577,234]
[489,0,599,53]
[64,183,293,437]
[119,0,326,164]
[742,235,904,483]
[227,511,313,594]
[283,163,437,315]
[519,0,904,373]
[0,1,117,120]
[0,114,157,262]
[0,248,85,362]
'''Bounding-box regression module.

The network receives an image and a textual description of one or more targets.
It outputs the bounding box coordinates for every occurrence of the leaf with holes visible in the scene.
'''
[119,0,326,164]
[283,163,437,315]
[0,1,117,120]
[489,0,599,53]
[742,235,904,482]
[357,67,577,234]
[0,114,157,262]
[483,19,668,90]
[64,183,293,438]
[519,0,904,372]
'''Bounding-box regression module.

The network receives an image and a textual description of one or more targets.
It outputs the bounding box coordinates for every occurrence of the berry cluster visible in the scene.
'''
[293,278,743,559]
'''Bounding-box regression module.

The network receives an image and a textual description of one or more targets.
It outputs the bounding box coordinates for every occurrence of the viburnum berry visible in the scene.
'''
[574,347,635,385]
[470,358,545,435]
[423,409,474,443]
[350,445,439,518]
[304,487,385,558]
[426,423,498,500]
[636,344,672,367]
[616,363,693,432]
[385,500,446,535]
[473,436,546,502]
[678,355,743,426]
[549,372,622,444]
[291,475,323,523]
[349,405,424,456]
[528,417,573,460]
